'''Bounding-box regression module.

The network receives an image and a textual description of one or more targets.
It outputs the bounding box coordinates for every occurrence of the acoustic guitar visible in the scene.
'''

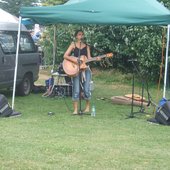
[63,53,113,77]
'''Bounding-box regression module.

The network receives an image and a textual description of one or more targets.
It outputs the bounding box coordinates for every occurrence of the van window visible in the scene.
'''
[20,33,36,53]
[0,32,16,53]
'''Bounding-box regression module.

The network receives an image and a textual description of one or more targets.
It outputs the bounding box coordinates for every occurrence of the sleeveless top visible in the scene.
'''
[73,43,90,79]
[73,43,87,58]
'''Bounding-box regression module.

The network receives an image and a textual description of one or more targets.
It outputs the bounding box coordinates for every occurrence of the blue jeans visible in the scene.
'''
[72,68,91,101]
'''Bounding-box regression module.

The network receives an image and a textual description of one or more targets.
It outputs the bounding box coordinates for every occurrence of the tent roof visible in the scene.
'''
[20,0,170,25]
[0,8,18,23]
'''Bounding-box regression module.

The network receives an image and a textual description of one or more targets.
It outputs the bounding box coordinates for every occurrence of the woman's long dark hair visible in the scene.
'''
[74,30,84,37]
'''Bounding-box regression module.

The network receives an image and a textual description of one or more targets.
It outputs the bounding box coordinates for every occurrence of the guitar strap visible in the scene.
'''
[81,66,91,83]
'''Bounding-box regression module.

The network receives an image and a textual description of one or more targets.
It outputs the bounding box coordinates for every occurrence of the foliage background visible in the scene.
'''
[39,0,170,82]
[0,0,170,81]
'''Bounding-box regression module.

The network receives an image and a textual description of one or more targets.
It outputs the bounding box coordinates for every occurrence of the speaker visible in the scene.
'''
[155,101,170,125]
[0,94,21,117]
[0,94,13,117]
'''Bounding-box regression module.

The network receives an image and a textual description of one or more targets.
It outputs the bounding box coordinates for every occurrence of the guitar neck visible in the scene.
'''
[86,54,107,63]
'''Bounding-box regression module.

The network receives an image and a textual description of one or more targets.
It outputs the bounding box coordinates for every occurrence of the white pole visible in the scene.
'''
[12,16,22,109]
[163,25,170,98]
[52,25,56,72]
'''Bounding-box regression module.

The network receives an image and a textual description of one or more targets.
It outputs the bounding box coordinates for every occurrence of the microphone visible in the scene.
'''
[94,42,98,48]
[92,42,104,53]
[128,59,137,62]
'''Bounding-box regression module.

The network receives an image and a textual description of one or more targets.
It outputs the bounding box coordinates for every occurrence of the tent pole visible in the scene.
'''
[163,25,170,98]
[52,25,57,71]
[12,16,22,109]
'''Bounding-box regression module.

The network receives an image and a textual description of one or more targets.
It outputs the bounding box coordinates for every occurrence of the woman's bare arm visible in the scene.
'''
[87,45,92,59]
[63,43,78,63]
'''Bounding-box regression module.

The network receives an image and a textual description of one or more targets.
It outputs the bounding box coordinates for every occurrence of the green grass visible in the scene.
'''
[0,70,170,170]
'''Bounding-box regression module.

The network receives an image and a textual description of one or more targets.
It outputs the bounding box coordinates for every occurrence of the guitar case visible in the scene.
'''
[0,94,13,117]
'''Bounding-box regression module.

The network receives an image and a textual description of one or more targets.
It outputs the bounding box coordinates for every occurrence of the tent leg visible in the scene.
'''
[52,25,57,72]
[163,25,170,98]
[12,16,22,109]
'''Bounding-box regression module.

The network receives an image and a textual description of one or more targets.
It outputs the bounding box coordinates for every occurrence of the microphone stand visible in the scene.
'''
[78,42,83,115]
[128,60,135,118]
[128,59,150,118]
[85,42,104,54]
[131,60,145,113]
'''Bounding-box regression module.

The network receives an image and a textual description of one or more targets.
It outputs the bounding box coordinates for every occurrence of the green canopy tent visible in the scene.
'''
[12,0,170,108]
[20,0,170,25]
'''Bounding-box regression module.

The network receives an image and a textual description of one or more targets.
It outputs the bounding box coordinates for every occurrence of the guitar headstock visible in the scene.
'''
[106,53,113,58]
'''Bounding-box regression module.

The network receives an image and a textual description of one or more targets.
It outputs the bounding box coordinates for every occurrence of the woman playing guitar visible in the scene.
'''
[64,30,100,115]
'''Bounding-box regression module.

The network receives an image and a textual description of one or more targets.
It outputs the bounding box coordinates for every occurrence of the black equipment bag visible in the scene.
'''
[0,94,13,117]
[155,101,170,125]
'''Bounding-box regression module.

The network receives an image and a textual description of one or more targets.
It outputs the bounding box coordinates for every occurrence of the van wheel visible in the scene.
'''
[17,75,33,96]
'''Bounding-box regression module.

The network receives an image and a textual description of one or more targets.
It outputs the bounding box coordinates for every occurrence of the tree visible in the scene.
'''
[0,0,39,16]
[41,0,68,6]
[159,0,170,9]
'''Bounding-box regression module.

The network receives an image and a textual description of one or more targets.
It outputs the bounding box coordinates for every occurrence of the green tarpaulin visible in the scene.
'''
[20,0,170,25]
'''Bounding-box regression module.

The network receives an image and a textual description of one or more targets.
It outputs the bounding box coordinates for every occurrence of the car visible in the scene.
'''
[0,22,40,96]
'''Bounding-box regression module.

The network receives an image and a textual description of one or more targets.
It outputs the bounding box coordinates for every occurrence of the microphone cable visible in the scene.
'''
[62,95,73,114]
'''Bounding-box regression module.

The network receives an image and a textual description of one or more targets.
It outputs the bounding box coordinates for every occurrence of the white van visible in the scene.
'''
[0,22,40,95]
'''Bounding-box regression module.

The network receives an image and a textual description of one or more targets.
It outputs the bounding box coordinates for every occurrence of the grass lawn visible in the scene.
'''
[0,69,170,170]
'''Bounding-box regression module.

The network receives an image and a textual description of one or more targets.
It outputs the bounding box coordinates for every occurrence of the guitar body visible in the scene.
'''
[63,55,88,77]
[63,59,79,77]
[63,53,113,77]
